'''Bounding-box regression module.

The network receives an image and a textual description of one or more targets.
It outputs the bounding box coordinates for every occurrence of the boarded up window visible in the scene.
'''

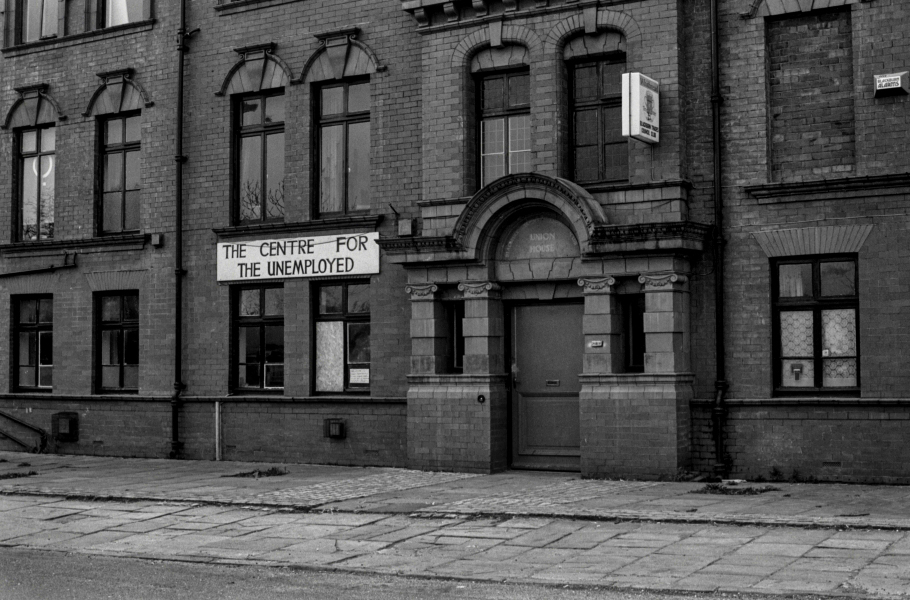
[767,9,854,181]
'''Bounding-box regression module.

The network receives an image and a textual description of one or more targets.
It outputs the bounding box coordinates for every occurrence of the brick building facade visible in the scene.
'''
[0,0,908,483]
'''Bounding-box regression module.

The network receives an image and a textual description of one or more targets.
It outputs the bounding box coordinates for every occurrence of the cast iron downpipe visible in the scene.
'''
[710,0,729,477]
[170,0,193,459]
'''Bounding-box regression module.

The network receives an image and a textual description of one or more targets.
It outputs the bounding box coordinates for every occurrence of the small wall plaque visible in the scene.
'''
[874,72,909,97]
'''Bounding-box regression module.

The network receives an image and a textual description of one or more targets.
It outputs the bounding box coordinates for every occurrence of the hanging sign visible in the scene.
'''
[622,73,660,144]
[217,232,380,282]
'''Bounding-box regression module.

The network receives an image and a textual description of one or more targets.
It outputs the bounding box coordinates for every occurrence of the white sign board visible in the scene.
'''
[874,72,909,96]
[622,73,660,144]
[217,232,380,282]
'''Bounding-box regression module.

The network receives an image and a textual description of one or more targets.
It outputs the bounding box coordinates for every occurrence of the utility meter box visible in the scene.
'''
[52,412,79,443]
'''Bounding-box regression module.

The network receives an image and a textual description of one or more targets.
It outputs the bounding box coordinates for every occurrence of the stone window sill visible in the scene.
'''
[2,20,155,57]
[0,234,147,258]
[213,216,382,239]
[744,173,910,204]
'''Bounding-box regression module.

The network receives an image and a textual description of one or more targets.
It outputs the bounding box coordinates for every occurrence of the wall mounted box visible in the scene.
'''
[52,412,79,443]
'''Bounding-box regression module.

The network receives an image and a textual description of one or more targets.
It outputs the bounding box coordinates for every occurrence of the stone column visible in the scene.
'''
[458,282,503,375]
[639,273,690,374]
[405,284,446,374]
[577,277,622,374]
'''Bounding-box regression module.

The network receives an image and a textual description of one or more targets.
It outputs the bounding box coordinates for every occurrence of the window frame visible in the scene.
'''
[95,0,146,29]
[312,281,371,394]
[17,0,58,43]
[13,296,53,392]
[232,89,286,225]
[771,255,860,396]
[95,291,139,393]
[15,124,56,242]
[98,112,141,235]
[568,55,627,184]
[476,69,531,189]
[313,78,371,218]
[231,285,284,393]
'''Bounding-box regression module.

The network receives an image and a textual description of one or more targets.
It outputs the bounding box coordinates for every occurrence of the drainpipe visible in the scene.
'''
[170,0,193,459]
[710,0,729,478]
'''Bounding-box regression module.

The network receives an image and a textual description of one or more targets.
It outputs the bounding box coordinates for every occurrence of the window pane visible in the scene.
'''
[481,77,504,112]
[102,366,119,388]
[573,65,598,101]
[38,331,52,365]
[319,286,343,314]
[482,155,505,187]
[347,284,370,313]
[604,141,628,182]
[347,121,370,211]
[104,153,123,192]
[106,119,123,145]
[320,125,345,213]
[265,132,285,219]
[122,365,138,389]
[602,61,624,96]
[574,146,599,183]
[239,289,260,317]
[241,326,260,362]
[508,73,529,107]
[239,135,262,221]
[481,119,504,155]
[125,151,140,190]
[779,264,812,298]
[39,155,54,239]
[348,83,370,113]
[509,115,531,174]
[821,261,855,297]
[38,366,52,388]
[102,330,121,365]
[241,98,261,127]
[102,296,121,321]
[103,192,122,232]
[347,323,371,364]
[123,294,138,320]
[19,299,37,324]
[316,321,344,392]
[574,109,598,146]
[264,288,283,316]
[321,87,344,117]
[106,0,140,26]
[823,358,857,387]
[22,132,38,155]
[124,116,141,143]
[24,0,42,41]
[781,359,814,388]
[124,329,139,364]
[264,365,284,388]
[21,157,39,240]
[264,95,285,124]
[240,364,260,388]
[19,332,36,366]
[603,105,624,143]
[780,311,813,357]
[123,190,140,231]
[20,367,36,387]
[38,299,52,323]
[40,128,55,152]
[822,309,856,357]
[264,325,284,363]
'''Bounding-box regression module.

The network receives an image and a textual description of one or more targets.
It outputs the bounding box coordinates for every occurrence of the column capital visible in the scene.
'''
[577,276,617,294]
[458,281,501,299]
[638,273,689,291]
[405,283,439,301]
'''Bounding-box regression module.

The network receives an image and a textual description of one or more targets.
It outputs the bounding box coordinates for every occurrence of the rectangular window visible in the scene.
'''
[621,293,645,373]
[18,126,55,241]
[444,301,465,373]
[315,282,370,392]
[478,71,531,188]
[20,0,58,42]
[103,0,143,27]
[97,292,139,392]
[15,297,53,391]
[773,257,859,394]
[100,114,141,234]
[235,92,285,224]
[234,286,284,391]
[317,81,370,216]
[570,58,626,183]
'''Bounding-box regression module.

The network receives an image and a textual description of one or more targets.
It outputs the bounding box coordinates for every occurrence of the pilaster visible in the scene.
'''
[639,273,690,373]
[458,282,504,374]
[577,277,622,374]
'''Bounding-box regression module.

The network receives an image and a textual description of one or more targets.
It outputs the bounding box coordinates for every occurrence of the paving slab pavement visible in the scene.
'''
[2,451,910,598]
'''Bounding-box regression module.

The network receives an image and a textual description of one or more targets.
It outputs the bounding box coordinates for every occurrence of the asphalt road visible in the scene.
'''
[0,547,829,600]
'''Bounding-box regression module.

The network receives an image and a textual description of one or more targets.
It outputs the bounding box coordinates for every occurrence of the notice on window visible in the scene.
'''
[217,232,380,282]
[349,369,370,385]
[622,73,660,144]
